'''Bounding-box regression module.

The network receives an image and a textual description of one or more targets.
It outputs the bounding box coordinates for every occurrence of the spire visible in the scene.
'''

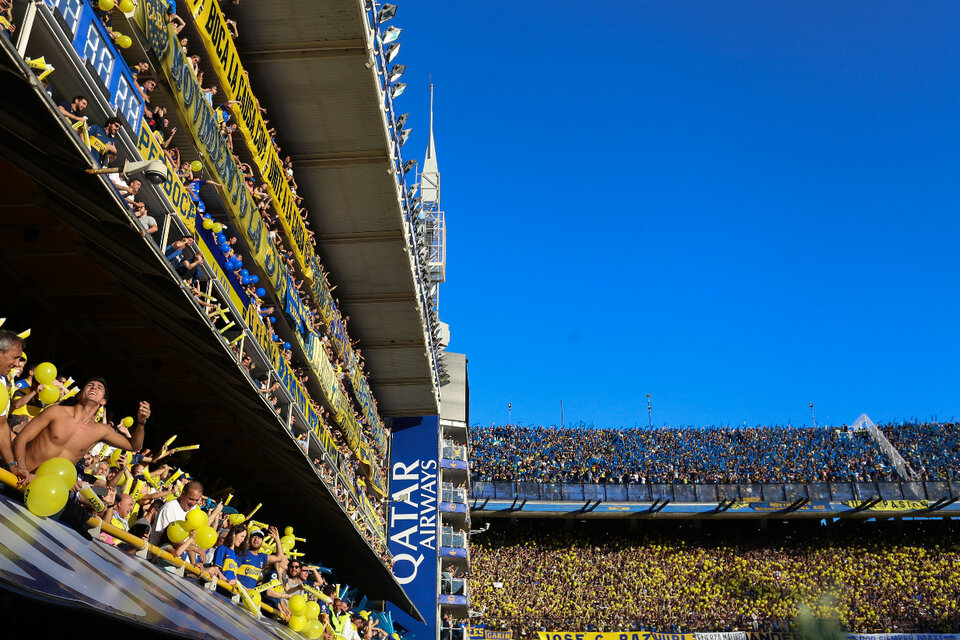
[421,81,440,204]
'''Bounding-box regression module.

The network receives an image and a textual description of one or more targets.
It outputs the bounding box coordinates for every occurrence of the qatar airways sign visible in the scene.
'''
[388,415,440,640]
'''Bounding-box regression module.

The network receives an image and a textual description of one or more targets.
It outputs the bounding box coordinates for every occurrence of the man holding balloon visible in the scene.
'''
[12,377,150,484]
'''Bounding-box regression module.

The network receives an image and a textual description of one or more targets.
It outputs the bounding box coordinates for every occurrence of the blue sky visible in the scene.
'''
[393,2,960,428]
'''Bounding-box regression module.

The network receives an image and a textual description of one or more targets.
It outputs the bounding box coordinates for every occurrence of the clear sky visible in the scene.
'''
[392,2,960,429]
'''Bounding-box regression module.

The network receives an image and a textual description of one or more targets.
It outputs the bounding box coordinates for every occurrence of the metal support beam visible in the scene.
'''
[238,39,366,63]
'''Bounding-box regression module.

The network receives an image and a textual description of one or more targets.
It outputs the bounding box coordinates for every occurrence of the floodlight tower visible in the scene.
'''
[419,82,446,306]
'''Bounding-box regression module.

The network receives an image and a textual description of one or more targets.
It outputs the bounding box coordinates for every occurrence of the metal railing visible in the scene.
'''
[470,480,960,503]
[442,442,467,461]
[441,484,468,504]
[441,527,467,548]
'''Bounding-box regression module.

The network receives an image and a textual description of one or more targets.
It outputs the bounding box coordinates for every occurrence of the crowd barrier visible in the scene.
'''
[471,481,960,504]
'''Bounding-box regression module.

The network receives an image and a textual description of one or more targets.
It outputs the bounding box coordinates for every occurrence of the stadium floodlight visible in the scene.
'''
[384,42,401,63]
[378,3,397,22]
[381,25,402,45]
[390,82,407,99]
[389,64,406,83]
[398,127,412,146]
[394,112,409,129]
[86,159,168,185]
[402,159,417,174]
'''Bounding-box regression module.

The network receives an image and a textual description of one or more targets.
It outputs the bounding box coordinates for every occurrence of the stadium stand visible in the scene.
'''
[469,425,896,484]
[468,519,960,636]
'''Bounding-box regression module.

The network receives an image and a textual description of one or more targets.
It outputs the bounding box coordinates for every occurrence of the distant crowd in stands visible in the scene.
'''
[0,328,394,637]
[23,0,391,529]
[469,424,899,484]
[885,421,960,481]
[469,520,960,635]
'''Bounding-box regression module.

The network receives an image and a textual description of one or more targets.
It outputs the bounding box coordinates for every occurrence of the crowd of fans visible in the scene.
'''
[883,422,960,481]
[469,425,896,484]
[22,0,391,529]
[0,328,397,637]
[469,520,960,635]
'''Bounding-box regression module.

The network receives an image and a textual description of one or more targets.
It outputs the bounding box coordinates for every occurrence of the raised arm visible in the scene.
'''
[99,401,150,451]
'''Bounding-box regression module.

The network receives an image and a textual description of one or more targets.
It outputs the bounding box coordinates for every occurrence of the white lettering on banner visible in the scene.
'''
[392,552,424,585]
[389,457,438,584]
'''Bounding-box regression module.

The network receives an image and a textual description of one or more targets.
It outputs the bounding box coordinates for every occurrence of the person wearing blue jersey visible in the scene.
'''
[212,524,246,591]
[235,525,285,590]
[86,117,122,167]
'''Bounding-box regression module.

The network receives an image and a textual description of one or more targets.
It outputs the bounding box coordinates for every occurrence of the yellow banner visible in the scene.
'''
[135,119,196,236]
[843,499,929,511]
[184,0,316,287]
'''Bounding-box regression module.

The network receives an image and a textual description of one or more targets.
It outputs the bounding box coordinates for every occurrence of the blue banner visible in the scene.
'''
[387,416,439,640]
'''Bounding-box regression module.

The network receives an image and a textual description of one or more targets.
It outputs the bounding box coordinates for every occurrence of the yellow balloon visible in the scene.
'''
[228,513,245,525]
[288,594,306,616]
[0,385,8,416]
[38,385,60,405]
[109,448,123,467]
[305,620,324,639]
[280,534,296,552]
[288,615,306,632]
[304,600,320,620]
[118,0,134,12]
[167,520,189,543]
[284,526,294,536]
[98,0,114,11]
[191,160,203,173]
[36,457,78,488]
[34,362,57,385]
[185,508,207,530]
[121,416,134,428]
[117,35,132,49]
[212,223,224,234]
[202,218,215,230]
[24,475,69,517]
[194,525,217,549]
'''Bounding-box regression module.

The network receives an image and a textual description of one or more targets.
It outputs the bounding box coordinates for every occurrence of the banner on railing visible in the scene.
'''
[467,628,512,640]
[135,120,196,236]
[183,0,389,456]
[537,633,697,640]
[842,500,929,512]
[183,0,316,286]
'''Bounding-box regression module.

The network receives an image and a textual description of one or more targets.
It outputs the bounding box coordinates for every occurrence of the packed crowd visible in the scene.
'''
[469,520,960,635]
[28,0,391,525]
[884,422,960,481]
[469,425,895,484]
[0,328,400,638]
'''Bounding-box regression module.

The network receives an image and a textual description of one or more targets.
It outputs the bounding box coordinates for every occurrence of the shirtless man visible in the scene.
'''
[12,377,150,484]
